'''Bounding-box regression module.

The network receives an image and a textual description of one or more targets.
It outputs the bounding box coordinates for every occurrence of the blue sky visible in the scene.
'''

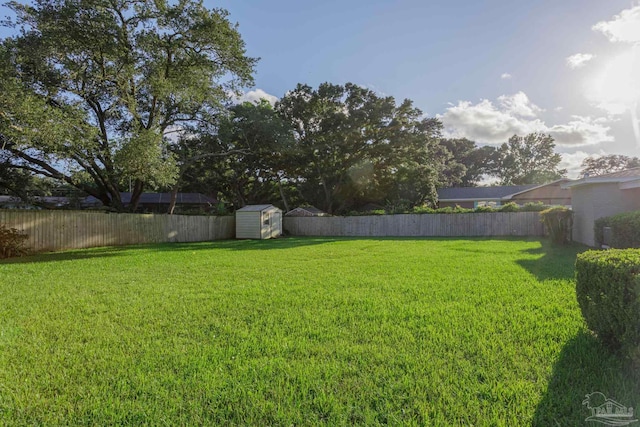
[3,0,640,177]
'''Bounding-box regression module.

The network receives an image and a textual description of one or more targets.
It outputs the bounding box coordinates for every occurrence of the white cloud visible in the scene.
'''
[566,53,595,69]
[500,73,512,80]
[498,92,543,117]
[548,116,614,147]
[235,89,279,105]
[439,92,614,147]
[593,5,640,43]
[439,98,543,144]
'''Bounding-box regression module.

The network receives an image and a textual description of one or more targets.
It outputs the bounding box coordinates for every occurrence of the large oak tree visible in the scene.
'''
[276,83,456,214]
[0,0,256,211]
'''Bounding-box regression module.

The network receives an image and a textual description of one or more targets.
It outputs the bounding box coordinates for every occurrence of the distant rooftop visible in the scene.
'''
[564,168,640,189]
[85,192,216,205]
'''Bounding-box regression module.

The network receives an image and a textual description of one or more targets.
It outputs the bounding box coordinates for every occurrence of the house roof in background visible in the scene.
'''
[85,192,216,205]
[502,179,571,199]
[437,185,537,201]
[562,168,640,189]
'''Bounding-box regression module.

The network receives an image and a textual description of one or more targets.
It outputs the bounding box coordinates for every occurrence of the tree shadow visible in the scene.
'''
[0,246,131,265]
[158,236,341,251]
[516,241,588,281]
[532,331,640,426]
[0,237,340,264]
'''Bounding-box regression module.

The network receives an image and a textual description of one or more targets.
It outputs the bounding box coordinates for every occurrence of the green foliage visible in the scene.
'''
[520,202,548,212]
[179,100,297,210]
[498,202,519,212]
[0,224,29,258]
[342,202,555,216]
[581,154,640,177]
[576,249,640,366]
[595,211,640,248]
[474,205,498,212]
[1,0,256,211]
[494,133,567,185]
[114,129,178,188]
[276,82,451,214]
[439,138,496,187]
[540,206,573,245]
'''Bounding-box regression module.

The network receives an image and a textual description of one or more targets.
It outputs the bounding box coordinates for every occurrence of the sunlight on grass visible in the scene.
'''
[0,238,637,425]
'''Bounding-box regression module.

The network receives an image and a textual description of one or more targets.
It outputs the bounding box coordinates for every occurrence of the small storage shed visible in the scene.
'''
[236,204,282,239]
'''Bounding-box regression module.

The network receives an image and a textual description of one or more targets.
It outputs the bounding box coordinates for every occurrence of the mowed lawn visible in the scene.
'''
[0,238,638,426]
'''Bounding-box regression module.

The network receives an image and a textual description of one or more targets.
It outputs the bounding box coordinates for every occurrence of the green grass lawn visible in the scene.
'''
[0,238,638,426]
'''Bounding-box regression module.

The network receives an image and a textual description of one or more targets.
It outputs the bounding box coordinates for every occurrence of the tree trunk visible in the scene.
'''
[168,186,178,215]
[129,179,144,212]
[278,179,289,212]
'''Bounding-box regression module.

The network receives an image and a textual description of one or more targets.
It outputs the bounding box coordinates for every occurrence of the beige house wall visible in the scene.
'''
[571,184,640,246]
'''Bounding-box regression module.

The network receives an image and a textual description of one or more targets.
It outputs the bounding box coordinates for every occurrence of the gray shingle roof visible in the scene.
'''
[84,192,216,206]
[589,167,640,179]
[237,204,281,212]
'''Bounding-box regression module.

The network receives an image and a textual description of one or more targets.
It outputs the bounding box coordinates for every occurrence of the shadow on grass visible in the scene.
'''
[161,236,341,252]
[532,331,640,426]
[0,246,131,265]
[0,237,340,264]
[516,241,588,281]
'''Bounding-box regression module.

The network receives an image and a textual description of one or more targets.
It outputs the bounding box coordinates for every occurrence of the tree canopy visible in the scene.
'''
[179,100,296,211]
[439,138,496,187]
[0,0,256,211]
[491,133,566,185]
[275,83,456,214]
[580,154,640,177]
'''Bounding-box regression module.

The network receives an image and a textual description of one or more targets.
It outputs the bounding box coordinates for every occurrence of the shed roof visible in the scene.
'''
[437,185,537,201]
[236,204,281,212]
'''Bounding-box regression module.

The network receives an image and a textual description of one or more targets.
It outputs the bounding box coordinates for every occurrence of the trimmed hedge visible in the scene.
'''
[576,249,640,366]
[347,202,554,216]
[594,210,640,248]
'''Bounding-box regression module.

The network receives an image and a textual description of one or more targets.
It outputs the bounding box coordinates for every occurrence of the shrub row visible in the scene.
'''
[348,202,551,216]
[576,249,640,367]
[594,210,640,248]
[0,224,29,259]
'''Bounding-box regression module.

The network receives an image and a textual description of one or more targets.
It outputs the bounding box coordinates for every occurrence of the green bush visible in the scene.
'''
[474,205,498,213]
[520,202,548,212]
[0,225,30,259]
[540,206,573,245]
[576,249,640,366]
[497,202,519,212]
[594,210,640,248]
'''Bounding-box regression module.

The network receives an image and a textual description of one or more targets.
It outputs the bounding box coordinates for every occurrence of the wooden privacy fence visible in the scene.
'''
[0,210,234,252]
[283,212,545,237]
